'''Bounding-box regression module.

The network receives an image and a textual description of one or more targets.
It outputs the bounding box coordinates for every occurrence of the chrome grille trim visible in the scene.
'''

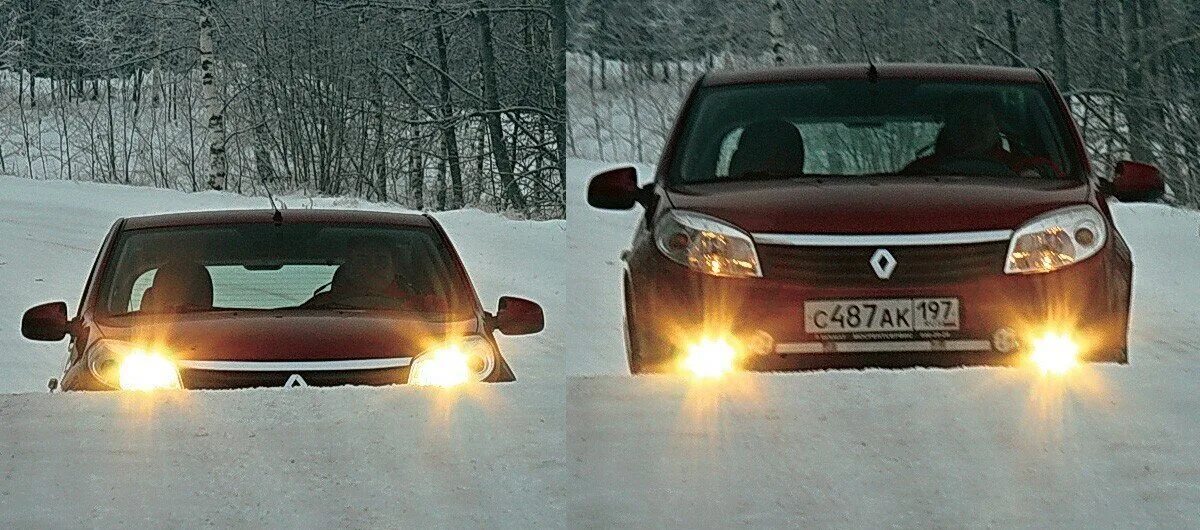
[756,241,1007,286]
[752,230,1013,247]
[177,358,413,371]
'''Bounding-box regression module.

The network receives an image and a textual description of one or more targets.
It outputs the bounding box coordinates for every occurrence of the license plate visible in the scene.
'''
[804,298,960,334]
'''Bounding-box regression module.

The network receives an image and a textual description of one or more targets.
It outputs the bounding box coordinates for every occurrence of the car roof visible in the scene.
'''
[701,63,1045,87]
[120,209,434,230]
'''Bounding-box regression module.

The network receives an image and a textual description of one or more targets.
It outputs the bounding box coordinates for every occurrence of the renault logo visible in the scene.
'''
[870,248,897,280]
[284,374,308,388]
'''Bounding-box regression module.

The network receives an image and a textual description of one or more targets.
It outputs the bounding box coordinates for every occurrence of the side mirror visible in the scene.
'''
[587,166,642,210]
[493,296,544,336]
[1111,161,1165,202]
[22,301,69,341]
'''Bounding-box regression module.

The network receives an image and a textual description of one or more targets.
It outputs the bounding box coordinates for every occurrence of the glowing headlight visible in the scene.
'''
[118,352,182,390]
[1029,331,1080,375]
[409,335,496,387]
[679,337,738,379]
[87,340,181,390]
[1005,205,1107,274]
[655,210,761,278]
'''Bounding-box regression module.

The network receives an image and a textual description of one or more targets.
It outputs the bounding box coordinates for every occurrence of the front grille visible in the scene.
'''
[757,241,1008,287]
[180,367,410,389]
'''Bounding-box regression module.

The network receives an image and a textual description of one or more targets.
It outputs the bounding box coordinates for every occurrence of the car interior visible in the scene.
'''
[99,224,470,316]
[677,81,1076,183]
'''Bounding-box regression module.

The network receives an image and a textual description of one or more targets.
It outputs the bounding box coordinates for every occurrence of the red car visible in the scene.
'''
[588,63,1164,377]
[21,210,543,390]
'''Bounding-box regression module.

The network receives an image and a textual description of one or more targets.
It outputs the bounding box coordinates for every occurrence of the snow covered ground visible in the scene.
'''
[3,160,1200,527]
[566,159,1200,527]
[0,176,564,527]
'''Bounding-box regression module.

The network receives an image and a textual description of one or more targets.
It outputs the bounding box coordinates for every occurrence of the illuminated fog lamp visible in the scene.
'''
[680,337,738,379]
[1029,332,1080,375]
[117,351,181,391]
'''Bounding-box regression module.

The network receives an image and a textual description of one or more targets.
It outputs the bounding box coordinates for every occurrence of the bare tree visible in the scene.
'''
[475,0,526,211]
[569,0,1200,207]
[0,0,564,218]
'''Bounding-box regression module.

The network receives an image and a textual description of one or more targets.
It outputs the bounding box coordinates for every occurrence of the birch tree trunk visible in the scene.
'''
[199,0,228,191]
[769,0,786,65]
[551,0,567,203]
[404,53,424,210]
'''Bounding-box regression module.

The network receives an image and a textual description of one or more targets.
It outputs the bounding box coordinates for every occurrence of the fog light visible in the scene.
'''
[743,330,775,357]
[992,327,1018,353]
[1029,332,1079,375]
[680,337,738,379]
[118,352,181,391]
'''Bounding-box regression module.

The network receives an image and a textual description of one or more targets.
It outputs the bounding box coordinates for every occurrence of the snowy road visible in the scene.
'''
[2,385,562,527]
[566,159,1200,527]
[0,176,564,527]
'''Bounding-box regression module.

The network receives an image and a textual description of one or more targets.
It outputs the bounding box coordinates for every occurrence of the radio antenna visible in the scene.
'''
[262,176,282,225]
[850,12,879,82]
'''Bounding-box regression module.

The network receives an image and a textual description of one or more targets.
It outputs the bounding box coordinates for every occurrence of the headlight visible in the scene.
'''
[409,335,497,387]
[1005,205,1107,274]
[87,339,181,390]
[654,209,761,278]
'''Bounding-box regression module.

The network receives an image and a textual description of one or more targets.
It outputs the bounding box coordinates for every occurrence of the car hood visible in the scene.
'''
[94,311,479,362]
[665,176,1093,234]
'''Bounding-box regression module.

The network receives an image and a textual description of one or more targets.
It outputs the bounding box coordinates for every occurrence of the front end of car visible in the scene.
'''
[67,316,514,391]
[626,205,1132,377]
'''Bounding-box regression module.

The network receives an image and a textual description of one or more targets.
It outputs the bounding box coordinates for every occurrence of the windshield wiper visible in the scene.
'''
[105,304,231,317]
[735,170,806,181]
[303,301,365,310]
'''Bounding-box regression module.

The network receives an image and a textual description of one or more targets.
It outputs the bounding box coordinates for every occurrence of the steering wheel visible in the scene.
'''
[933,157,1018,178]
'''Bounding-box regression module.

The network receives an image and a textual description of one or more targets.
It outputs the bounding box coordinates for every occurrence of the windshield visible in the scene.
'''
[669,80,1080,184]
[96,223,475,319]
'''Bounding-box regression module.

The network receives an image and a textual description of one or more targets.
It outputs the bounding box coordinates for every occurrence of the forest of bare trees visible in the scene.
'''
[0,0,566,218]
[568,0,1200,207]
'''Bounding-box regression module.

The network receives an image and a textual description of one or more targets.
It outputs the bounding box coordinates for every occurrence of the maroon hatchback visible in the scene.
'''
[588,63,1164,377]
[21,210,543,390]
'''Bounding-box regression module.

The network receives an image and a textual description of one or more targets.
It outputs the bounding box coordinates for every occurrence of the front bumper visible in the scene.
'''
[626,239,1131,371]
